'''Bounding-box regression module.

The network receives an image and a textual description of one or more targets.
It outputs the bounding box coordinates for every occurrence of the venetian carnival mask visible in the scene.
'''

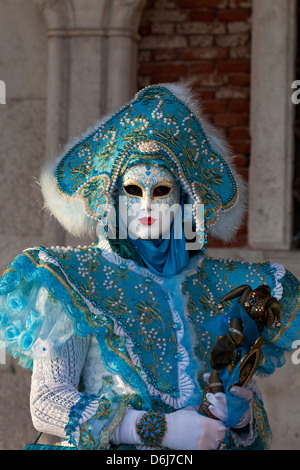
[41,83,246,251]
[119,164,180,240]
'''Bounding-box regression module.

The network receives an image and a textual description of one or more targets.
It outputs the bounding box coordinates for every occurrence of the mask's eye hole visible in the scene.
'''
[124,184,143,197]
[153,185,172,198]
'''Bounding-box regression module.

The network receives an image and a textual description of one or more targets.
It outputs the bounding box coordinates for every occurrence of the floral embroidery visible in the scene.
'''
[95,397,113,420]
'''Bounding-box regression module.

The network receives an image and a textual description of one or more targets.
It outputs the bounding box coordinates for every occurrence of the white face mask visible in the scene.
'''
[119,164,180,240]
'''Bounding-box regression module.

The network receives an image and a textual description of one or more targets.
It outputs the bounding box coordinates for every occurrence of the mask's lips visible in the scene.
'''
[138,217,157,226]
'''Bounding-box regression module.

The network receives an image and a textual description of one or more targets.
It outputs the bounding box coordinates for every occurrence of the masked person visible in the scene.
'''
[0,83,299,450]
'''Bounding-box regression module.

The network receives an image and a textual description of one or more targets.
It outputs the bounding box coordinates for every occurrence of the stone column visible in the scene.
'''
[106,0,147,111]
[248,0,297,250]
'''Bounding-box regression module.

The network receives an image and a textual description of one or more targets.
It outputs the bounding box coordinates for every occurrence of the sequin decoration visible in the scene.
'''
[136,411,167,447]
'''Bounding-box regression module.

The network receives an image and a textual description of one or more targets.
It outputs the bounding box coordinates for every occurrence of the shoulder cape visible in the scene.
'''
[0,245,299,406]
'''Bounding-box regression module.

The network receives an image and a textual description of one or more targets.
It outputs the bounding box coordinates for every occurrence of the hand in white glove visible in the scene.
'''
[206,386,253,429]
[111,408,226,450]
[163,408,226,450]
[111,409,145,446]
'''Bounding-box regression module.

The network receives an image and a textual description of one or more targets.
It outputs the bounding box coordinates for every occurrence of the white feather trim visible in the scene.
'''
[40,82,247,242]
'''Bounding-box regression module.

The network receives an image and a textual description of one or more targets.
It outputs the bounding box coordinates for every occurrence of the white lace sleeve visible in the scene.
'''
[30,334,99,441]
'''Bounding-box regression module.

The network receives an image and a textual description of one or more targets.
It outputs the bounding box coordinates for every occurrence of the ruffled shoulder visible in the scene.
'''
[0,247,97,370]
[257,263,300,376]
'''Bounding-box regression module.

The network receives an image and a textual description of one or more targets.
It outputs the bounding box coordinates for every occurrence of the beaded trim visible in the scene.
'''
[65,393,98,447]
[229,327,243,337]
[136,412,167,448]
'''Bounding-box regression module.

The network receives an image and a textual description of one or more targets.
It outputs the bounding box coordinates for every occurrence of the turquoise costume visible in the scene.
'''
[0,83,299,450]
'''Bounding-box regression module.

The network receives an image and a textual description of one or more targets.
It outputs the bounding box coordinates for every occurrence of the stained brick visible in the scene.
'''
[189,63,216,74]
[202,100,227,114]
[232,154,249,167]
[153,0,177,8]
[139,63,189,76]
[143,9,190,23]
[229,0,252,8]
[138,76,152,89]
[191,73,230,88]
[196,89,216,100]
[228,128,250,140]
[214,113,249,127]
[190,10,217,22]
[152,49,177,62]
[217,60,250,74]
[229,140,251,155]
[151,23,176,35]
[230,46,251,59]
[228,100,250,112]
[180,0,228,8]
[231,74,250,86]
[216,86,249,100]
[218,9,251,21]
[140,35,188,49]
[227,21,252,34]
[177,21,226,35]
[139,50,151,63]
[139,24,151,36]
[189,35,214,47]
[215,33,249,47]
[179,47,228,61]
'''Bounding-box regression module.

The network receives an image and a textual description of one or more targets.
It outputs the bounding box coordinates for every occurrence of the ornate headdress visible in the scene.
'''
[40,83,246,248]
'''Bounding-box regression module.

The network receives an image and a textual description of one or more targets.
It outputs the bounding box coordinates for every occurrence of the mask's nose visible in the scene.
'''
[140,190,152,212]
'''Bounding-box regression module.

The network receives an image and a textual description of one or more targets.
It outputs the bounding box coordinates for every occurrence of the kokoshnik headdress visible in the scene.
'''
[40,83,246,249]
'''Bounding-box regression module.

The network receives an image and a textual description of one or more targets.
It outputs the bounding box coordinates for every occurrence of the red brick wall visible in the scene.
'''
[138,0,252,247]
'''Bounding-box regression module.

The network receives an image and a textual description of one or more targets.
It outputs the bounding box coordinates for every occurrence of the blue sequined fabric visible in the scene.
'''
[0,245,299,449]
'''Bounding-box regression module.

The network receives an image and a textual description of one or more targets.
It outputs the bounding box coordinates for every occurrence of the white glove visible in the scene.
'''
[111,407,226,450]
[163,408,226,450]
[206,386,253,429]
[111,409,145,445]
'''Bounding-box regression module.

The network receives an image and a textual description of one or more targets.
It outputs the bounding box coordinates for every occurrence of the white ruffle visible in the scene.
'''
[270,263,285,300]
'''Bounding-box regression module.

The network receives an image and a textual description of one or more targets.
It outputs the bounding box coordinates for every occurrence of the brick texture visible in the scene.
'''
[138,0,252,247]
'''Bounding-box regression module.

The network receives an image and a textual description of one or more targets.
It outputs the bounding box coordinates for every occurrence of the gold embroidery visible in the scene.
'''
[2,267,16,276]
[106,325,141,376]
[252,395,272,449]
